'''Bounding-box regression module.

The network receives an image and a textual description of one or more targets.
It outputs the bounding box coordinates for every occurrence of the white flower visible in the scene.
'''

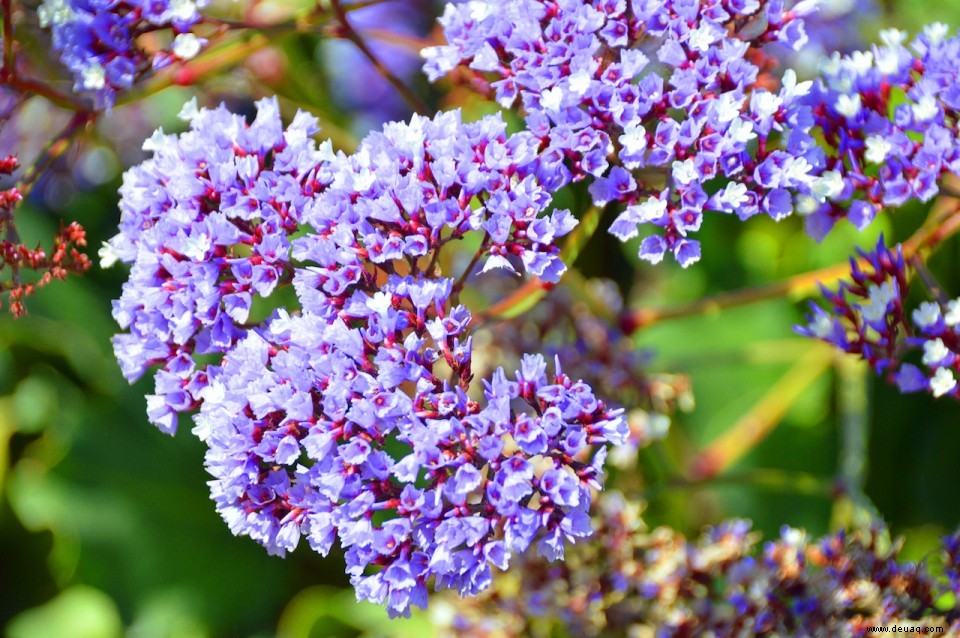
[81,61,106,90]
[913,301,942,328]
[875,48,902,75]
[811,313,836,339]
[568,70,592,96]
[540,87,564,112]
[860,281,897,323]
[619,126,648,156]
[714,93,743,124]
[780,69,812,100]
[633,197,668,223]
[820,52,843,77]
[98,241,121,269]
[848,51,874,76]
[671,159,698,185]
[751,92,782,120]
[38,0,76,27]
[795,195,818,215]
[879,28,908,47]
[726,118,756,144]
[168,0,199,22]
[368,292,393,314]
[930,367,957,397]
[923,338,951,366]
[864,135,892,164]
[178,97,200,121]
[810,170,844,202]
[467,0,494,21]
[835,94,862,118]
[912,94,939,122]
[923,22,950,45]
[718,182,749,208]
[687,24,720,52]
[783,156,814,184]
[173,33,202,60]
[944,298,960,326]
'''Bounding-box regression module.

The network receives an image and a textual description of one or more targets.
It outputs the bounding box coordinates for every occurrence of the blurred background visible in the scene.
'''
[3,0,960,636]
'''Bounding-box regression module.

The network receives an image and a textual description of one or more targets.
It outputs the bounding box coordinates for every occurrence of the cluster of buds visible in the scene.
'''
[437,492,960,637]
[798,236,960,400]
[0,155,90,316]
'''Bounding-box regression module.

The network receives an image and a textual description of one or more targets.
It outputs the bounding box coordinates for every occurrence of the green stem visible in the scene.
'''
[452,234,489,294]
[624,201,960,333]
[830,356,881,527]
[642,467,835,502]
[329,0,429,116]
[689,345,834,481]
[909,254,951,305]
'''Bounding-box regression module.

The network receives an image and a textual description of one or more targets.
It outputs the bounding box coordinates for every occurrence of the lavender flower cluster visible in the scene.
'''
[106,97,627,616]
[439,492,960,637]
[38,0,208,109]
[424,0,822,267]
[801,25,960,239]
[425,1,960,267]
[799,237,960,401]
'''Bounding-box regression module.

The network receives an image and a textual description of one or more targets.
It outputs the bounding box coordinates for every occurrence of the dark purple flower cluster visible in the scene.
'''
[798,237,960,400]
[424,0,822,267]
[800,26,960,239]
[107,99,627,616]
[38,0,208,109]
[439,492,960,637]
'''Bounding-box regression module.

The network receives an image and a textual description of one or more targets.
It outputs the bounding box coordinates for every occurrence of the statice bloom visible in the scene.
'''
[798,236,960,400]
[108,100,627,616]
[106,97,330,433]
[799,25,960,239]
[424,0,823,267]
[38,0,209,109]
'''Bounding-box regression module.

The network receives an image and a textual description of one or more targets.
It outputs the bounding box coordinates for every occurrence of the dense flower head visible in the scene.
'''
[439,493,959,637]
[424,0,824,267]
[108,99,627,616]
[38,0,209,109]
[799,25,960,239]
[797,236,960,400]
[106,97,329,433]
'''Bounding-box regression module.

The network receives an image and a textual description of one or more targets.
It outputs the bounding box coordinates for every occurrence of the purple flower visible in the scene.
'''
[109,103,627,617]
[39,0,208,109]
[798,236,960,401]
[424,0,820,266]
